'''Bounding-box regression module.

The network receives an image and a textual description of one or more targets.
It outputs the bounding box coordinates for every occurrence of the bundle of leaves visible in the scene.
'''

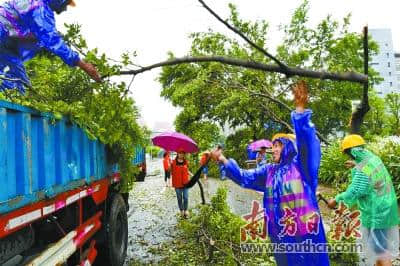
[0,24,148,192]
[158,187,274,265]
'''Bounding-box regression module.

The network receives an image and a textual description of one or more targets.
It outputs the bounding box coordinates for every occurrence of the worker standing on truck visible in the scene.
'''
[0,0,101,93]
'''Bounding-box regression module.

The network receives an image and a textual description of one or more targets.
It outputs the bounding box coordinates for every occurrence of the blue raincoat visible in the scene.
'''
[222,110,330,266]
[246,144,257,160]
[0,0,80,92]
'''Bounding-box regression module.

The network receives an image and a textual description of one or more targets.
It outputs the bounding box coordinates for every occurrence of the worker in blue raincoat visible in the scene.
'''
[208,81,330,266]
[0,0,101,93]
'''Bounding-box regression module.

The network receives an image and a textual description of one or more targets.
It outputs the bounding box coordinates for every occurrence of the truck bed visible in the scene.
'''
[0,100,115,215]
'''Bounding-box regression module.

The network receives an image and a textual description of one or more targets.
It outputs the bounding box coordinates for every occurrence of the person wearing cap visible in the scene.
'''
[255,146,268,167]
[328,135,399,266]
[171,148,190,218]
[208,81,330,266]
[272,133,296,149]
[0,0,101,93]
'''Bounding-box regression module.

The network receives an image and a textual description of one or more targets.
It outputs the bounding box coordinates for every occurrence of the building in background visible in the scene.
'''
[395,53,400,91]
[370,29,399,96]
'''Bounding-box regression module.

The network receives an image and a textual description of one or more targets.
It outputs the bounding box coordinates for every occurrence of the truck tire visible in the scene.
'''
[98,193,128,266]
[0,225,34,264]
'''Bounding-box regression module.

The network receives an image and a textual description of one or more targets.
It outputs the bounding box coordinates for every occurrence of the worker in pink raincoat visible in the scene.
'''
[208,81,330,266]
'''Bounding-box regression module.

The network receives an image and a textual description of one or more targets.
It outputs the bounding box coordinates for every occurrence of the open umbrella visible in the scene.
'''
[152,132,206,203]
[249,139,272,151]
[152,132,198,153]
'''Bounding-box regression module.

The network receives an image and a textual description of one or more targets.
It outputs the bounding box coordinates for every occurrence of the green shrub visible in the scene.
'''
[319,141,351,190]
[327,235,359,266]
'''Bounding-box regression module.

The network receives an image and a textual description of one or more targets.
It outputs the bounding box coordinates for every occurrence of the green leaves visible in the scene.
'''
[3,23,147,193]
[159,0,381,149]
[157,187,272,265]
[385,93,400,135]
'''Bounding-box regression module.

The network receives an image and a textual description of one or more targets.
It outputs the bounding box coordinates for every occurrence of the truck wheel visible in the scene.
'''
[98,194,128,266]
[0,225,34,264]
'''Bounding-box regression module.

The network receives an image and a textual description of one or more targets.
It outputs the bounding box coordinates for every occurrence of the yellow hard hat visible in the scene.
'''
[286,134,296,140]
[272,133,290,142]
[341,134,365,152]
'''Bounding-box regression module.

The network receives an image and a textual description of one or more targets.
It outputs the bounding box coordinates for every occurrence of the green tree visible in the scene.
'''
[363,93,390,138]
[385,93,400,135]
[158,1,380,149]
[175,111,222,151]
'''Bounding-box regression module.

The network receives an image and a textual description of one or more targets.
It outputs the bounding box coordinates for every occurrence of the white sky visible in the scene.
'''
[58,0,400,131]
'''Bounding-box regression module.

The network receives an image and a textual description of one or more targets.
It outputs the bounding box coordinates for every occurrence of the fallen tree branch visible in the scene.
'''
[197,0,288,72]
[349,26,370,134]
[200,227,243,266]
[218,80,330,144]
[112,56,367,84]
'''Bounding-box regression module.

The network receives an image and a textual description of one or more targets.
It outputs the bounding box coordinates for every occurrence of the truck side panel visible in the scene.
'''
[132,145,145,165]
[0,100,114,215]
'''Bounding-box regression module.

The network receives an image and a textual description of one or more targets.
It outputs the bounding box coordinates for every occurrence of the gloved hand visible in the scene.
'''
[292,80,308,113]
[77,60,102,82]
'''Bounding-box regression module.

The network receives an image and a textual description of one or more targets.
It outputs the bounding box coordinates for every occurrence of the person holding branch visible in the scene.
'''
[207,81,330,266]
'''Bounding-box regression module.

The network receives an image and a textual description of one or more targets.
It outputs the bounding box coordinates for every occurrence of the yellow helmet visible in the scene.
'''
[286,134,296,140]
[341,134,365,152]
[272,133,292,142]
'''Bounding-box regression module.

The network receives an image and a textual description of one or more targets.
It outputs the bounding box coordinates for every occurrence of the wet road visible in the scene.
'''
[125,158,400,265]
[125,158,265,264]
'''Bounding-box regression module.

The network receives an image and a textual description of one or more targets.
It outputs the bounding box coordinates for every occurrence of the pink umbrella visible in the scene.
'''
[249,139,272,151]
[152,132,198,153]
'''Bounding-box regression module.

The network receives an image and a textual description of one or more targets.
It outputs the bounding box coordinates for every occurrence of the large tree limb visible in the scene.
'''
[219,80,330,144]
[197,0,288,71]
[349,26,370,134]
[114,56,368,84]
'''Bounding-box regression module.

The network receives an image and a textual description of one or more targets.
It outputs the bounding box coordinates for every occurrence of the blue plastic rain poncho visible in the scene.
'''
[256,151,269,167]
[246,144,257,160]
[222,110,330,266]
[0,0,80,92]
